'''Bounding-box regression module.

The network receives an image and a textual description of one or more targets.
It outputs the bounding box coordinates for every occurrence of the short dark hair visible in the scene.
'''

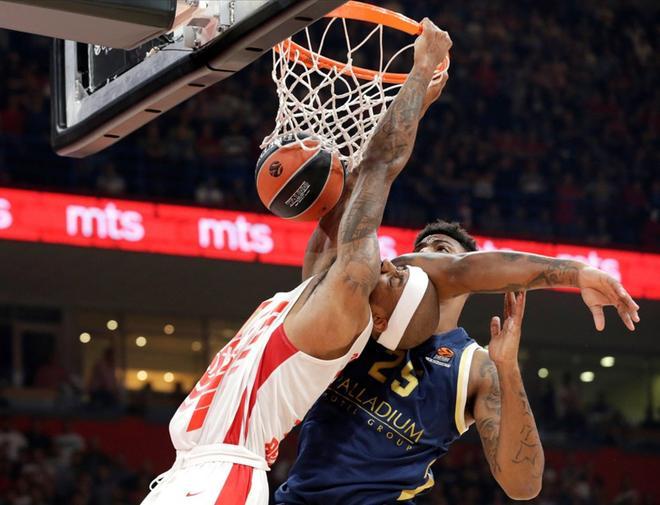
[413,220,478,252]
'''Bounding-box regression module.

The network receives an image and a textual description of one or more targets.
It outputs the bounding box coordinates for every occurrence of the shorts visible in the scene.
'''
[140,460,269,505]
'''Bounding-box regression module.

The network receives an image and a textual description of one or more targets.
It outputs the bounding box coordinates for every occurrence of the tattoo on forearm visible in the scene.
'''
[477,416,501,475]
[364,72,428,176]
[374,73,426,162]
[470,253,580,293]
[340,196,380,244]
[477,361,544,481]
[337,66,432,279]
[510,389,543,479]
[477,360,502,475]
[527,260,579,289]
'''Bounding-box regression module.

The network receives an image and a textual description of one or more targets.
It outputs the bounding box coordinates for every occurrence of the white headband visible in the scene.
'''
[377,265,429,350]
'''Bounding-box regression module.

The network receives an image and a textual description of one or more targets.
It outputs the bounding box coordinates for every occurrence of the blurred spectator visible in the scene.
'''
[556,372,586,436]
[170,382,187,404]
[0,419,26,461]
[641,209,660,248]
[0,95,25,136]
[24,420,51,452]
[88,349,119,409]
[33,353,68,391]
[95,162,126,196]
[196,122,222,171]
[129,382,154,416]
[139,123,167,166]
[54,421,85,466]
[554,174,584,237]
[195,176,224,206]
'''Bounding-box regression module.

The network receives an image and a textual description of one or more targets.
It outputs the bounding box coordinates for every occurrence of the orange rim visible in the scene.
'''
[276,1,449,84]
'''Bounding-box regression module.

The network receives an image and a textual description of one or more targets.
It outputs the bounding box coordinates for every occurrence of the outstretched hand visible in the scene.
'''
[488,291,526,367]
[578,267,640,331]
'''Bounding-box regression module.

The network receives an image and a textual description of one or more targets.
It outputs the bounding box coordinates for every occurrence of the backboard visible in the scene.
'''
[51,0,346,158]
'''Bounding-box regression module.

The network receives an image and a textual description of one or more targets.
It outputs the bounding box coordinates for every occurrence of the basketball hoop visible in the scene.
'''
[261,1,450,168]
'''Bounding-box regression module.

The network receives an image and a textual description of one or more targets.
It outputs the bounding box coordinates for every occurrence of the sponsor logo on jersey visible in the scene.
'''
[425,346,455,368]
[324,376,424,451]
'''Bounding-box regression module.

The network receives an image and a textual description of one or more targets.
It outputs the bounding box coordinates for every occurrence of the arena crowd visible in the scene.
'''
[0,415,657,505]
[0,0,657,249]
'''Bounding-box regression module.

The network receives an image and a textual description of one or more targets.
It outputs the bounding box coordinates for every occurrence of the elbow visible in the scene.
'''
[501,479,542,501]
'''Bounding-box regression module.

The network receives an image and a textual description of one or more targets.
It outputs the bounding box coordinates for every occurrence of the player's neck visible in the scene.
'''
[434,295,468,334]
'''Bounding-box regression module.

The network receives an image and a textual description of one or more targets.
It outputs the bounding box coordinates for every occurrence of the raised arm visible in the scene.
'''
[301,73,450,281]
[393,251,640,331]
[472,292,544,500]
[285,21,452,358]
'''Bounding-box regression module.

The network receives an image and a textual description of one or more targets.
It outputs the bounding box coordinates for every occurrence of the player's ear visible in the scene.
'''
[372,314,389,334]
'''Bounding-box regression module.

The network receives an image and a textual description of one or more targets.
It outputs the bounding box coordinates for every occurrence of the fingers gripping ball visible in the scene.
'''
[255,137,345,221]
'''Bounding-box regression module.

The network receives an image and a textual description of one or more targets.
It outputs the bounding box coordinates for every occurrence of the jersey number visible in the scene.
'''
[367,350,419,397]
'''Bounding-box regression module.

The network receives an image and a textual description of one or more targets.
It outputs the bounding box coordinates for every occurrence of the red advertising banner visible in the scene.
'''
[0,187,658,299]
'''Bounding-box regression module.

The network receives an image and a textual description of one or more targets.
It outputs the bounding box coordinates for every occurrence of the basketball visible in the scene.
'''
[255,137,345,221]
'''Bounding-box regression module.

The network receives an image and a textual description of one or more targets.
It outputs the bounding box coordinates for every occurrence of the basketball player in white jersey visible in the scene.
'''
[141,19,453,505]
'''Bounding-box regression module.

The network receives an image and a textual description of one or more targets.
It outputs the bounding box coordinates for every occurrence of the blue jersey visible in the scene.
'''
[276,328,480,505]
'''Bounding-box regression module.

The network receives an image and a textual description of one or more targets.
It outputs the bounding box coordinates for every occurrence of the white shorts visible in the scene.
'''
[141,446,269,505]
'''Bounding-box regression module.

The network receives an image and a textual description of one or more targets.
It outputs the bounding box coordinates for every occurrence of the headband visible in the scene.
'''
[377,265,429,350]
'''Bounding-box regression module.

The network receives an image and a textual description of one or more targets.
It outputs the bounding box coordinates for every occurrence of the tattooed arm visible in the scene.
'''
[301,169,354,281]
[471,292,543,500]
[285,20,452,359]
[393,251,640,331]
[301,74,450,281]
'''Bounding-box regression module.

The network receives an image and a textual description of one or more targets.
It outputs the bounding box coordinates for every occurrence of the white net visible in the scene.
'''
[261,16,422,169]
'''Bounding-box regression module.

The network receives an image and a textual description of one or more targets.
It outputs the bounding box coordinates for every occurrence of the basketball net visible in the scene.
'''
[261,17,416,169]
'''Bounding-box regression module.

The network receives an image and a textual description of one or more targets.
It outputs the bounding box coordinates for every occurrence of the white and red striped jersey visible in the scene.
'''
[169,277,373,466]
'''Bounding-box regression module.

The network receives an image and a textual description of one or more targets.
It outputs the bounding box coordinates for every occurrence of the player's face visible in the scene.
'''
[414,233,465,254]
[369,260,410,332]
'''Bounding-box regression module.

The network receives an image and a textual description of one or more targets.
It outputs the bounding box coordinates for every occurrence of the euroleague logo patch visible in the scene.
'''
[425,346,455,368]
[269,160,283,177]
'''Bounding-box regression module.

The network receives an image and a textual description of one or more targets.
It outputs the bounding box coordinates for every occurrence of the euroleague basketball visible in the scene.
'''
[255,136,345,221]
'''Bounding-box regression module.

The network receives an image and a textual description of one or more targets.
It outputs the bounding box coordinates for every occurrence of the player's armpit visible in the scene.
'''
[301,233,335,281]
[301,167,358,281]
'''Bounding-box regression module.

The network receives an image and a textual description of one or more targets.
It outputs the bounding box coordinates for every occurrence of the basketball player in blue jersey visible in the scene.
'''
[278,226,639,504]
[275,81,641,503]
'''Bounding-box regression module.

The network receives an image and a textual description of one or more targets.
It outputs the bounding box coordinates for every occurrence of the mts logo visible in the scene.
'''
[0,198,12,230]
[66,203,144,241]
[198,216,273,254]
